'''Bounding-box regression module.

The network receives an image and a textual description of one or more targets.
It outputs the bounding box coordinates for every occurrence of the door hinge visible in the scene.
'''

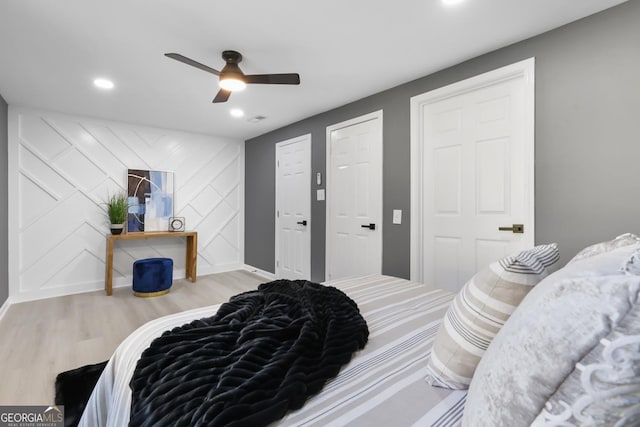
[277,210,280,218]
[276,260,279,267]
[277,160,280,167]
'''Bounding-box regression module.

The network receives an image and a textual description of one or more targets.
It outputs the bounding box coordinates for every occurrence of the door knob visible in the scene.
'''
[297,220,307,226]
[361,223,376,230]
[498,224,524,233]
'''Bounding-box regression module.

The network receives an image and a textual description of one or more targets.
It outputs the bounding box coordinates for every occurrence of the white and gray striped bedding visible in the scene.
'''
[80,275,465,427]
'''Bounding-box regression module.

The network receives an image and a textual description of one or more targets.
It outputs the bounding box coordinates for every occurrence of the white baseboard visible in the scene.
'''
[10,280,123,303]
[0,298,12,324]
[243,264,276,280]
[199,264,244,277]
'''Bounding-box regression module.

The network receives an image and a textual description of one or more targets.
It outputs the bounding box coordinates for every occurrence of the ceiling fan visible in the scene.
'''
[165,50,300,103]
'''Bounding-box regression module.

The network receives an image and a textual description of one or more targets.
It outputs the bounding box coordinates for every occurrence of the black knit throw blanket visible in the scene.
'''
[129,280,369,426]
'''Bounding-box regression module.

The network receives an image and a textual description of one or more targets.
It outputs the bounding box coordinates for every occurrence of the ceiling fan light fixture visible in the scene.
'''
[219,77,246,92]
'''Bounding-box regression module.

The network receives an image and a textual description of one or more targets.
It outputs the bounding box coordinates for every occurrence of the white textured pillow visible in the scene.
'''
[568,232,640,265]
[425,243,559,389]
[531,296,640,426]
[462,244,640,427]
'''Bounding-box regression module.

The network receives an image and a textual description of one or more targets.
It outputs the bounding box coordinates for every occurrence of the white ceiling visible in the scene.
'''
[0,0,627,140]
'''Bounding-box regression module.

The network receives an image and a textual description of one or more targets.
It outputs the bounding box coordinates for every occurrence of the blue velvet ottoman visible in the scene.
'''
[132,258,173,297]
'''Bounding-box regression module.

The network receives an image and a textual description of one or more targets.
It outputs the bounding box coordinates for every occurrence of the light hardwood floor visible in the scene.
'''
[0,270,266,405]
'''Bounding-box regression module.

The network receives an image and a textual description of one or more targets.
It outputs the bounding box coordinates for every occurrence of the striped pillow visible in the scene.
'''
[425,243,559,389]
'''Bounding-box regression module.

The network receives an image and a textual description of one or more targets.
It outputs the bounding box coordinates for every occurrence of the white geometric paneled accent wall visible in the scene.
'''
[7,107,244,302]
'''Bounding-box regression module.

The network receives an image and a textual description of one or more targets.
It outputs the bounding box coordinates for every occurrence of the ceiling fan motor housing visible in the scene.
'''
[220,63,245,82]
[220,51,246,83]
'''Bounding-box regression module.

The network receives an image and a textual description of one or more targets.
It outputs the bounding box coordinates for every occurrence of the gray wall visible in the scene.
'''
[0,94,8,305]
[246,1,640,281]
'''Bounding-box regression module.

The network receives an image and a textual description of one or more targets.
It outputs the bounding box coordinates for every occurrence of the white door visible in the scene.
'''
[411,59,535,292]
[326,111,383,281]
[275,134,311,280]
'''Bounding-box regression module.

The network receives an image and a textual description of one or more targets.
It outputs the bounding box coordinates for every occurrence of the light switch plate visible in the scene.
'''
[317,189,325,201]
[393,209,402,224]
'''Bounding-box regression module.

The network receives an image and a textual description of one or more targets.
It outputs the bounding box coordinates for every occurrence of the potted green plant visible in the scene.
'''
[107,192,128,235]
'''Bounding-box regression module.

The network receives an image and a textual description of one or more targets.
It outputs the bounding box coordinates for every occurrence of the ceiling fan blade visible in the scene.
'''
[165,53,220,76]
[212,89,231,103]
[245,73,300,85]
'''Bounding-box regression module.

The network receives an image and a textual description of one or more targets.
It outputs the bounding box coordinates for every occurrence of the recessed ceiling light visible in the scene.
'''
[230,108,245,118]
[93,78,114,90]
[442,0,465,5]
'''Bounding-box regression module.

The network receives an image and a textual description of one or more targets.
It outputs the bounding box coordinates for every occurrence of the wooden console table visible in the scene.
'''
[105,231,198,295]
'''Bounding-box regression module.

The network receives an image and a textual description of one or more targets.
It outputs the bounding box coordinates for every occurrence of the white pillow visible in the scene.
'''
[568,233,640,265]
[531,290,640,426]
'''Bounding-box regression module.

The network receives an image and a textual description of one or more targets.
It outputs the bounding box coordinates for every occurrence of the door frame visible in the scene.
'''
[410,58,535,282]
[275,133,311,279]
[325,110,383,280]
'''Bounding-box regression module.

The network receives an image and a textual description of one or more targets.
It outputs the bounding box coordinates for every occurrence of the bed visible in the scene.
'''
[78,234,640,426]
[79,275,466,427]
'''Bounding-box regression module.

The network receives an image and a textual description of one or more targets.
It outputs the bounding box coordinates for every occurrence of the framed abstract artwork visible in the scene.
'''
[127,169,174,232]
